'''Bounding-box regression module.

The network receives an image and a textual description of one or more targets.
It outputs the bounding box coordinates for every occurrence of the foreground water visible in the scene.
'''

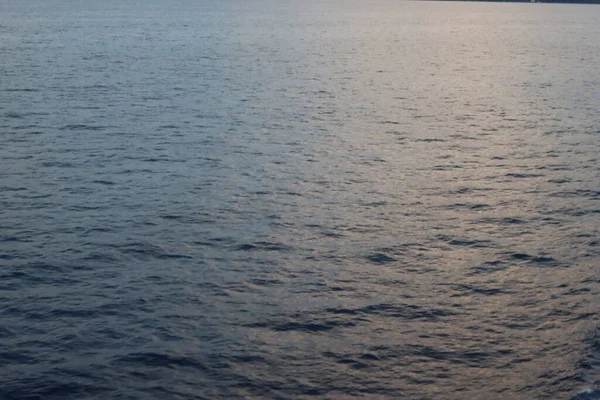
[2,0,600,398]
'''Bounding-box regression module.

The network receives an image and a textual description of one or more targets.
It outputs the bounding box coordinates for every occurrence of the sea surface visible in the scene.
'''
[1,0,600,398]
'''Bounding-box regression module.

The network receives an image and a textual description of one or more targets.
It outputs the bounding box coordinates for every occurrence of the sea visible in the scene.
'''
[1,0,600,398]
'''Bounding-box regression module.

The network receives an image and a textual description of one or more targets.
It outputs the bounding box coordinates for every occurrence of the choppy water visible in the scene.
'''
[2,0,600,398]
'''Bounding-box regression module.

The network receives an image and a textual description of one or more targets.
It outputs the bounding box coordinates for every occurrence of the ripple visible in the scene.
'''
[2,2,599,399]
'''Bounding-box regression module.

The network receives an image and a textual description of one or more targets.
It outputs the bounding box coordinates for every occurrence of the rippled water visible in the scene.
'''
[2,0,600,398]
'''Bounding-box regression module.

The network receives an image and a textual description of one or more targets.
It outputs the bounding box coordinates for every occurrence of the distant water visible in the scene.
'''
[2,0,600,398]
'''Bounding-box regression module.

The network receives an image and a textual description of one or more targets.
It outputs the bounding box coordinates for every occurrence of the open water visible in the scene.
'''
[2,0,600,398]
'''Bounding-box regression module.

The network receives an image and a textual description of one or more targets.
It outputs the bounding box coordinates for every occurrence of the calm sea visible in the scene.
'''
[2,0,600,398]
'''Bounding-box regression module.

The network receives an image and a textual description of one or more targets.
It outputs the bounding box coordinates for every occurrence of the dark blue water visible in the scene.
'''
[2,0,600,398]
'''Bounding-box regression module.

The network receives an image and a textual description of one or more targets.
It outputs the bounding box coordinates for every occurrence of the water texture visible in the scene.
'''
[1,0,600,398]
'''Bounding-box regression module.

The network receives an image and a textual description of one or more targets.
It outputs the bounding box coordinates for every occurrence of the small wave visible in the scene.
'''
[432,164,463,171]
[504,172,545,178]
[330,356,371,370]
[40,161,76,168]
[499,217,527,224]
[0,186,27,192]
[3,112,24,119]
[64,205,105,211]
[0,326,15,339]
[415,138,445,142]
[81,251,121,263]
[114,242,191,260]
[3,88,40,92]
[58,124,106,131]
[233,241,292,252]
[504,252,559,265]
[477,217,527,225]
[91,180,116,185]
[572,389,600,400]
[272,321,355,332]
[248,278,284,286]
[245,319,355,332]
[445,202,490,210]
[112,352,207,370]
[327,303,458,320]
[450,283,509,296]
[446,238,494,248]
[0,236,22,243]
[0,379,107,399]
[321,231,345,238]
[550,189,600,199]
[468,260,509,275]
[365,253,397,264]
[548,177,571,184]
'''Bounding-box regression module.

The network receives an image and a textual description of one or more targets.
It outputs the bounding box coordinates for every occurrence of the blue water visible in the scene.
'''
[2,0,600,398]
